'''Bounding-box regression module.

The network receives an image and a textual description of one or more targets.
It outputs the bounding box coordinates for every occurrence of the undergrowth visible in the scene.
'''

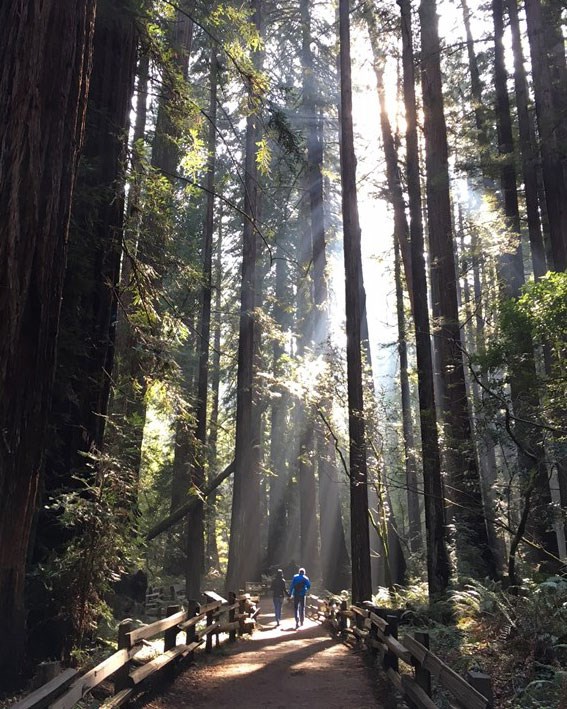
[373,577,567,708]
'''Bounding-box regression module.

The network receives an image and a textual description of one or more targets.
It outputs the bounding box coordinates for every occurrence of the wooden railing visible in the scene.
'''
[308,596,494,709]
[14,591,259,709]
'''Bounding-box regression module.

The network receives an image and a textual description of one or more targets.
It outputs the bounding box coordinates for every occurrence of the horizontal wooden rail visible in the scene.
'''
[316,599,493,709]
[14,589,257,709]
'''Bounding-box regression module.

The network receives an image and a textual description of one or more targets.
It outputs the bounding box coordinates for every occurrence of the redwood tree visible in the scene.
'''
[399,0,451,595]
[339,0,372,604]
[0,0,96,685]
[419,0,496,580]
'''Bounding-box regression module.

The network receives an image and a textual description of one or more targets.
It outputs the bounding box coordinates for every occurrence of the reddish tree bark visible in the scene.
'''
[0,0,96,685]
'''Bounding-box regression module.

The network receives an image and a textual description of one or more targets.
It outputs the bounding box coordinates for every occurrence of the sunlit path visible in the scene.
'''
[135,598,384,709]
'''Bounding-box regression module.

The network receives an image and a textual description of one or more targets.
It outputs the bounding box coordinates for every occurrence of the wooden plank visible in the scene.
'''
[129,645,188,685]
[198,622,220,639]
[179,614,202,631]
[400,674,438,709]
[402,636,489,709]
[217,620,240,633]
[181,640,203,656]
[352,627,367,639]
[128,609,188,644]
[199,600,222,614]
[369,611,388,632]
[384,635,413,664]
[402,634,428,664]
[50,651,130,709]
[203,590,228,604]
[12,669,79,709]
[386,667,402,691]
[100,688,135,708]
[350,605,368,618]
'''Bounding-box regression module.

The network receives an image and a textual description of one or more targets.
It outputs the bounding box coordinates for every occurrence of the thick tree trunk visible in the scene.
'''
[339,0,372,604]
[38,0,137,564]
[419,0,496,580]
[0,0,96,686]
[399,0,451,595]
[226,0,263,591]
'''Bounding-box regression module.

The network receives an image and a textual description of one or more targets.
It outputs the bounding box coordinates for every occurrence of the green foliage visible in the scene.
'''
[36,453,141,655]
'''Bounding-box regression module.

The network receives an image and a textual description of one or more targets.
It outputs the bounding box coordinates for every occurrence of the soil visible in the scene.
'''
[135,598,389,709]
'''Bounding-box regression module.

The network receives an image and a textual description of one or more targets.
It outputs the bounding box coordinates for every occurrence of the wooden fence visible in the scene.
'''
[307,596,494,709]
[14,591,259,709]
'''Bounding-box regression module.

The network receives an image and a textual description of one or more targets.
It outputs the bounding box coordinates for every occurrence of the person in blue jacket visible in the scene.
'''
[288,567,311,629]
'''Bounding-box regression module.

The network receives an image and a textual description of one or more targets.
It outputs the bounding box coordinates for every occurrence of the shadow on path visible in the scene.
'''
[134,602,386,709]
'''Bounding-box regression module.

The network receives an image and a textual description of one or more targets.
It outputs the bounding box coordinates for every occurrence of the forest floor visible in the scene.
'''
[133,597,393,709]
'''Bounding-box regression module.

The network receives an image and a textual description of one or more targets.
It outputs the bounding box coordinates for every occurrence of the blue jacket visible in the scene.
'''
[289,572,311,598]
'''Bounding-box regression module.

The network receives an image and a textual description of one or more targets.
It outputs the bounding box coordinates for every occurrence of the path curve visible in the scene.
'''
[135,597,385,709]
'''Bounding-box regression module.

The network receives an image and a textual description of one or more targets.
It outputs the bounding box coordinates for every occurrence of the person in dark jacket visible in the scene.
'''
[270,569,287,626]
[288,567,311,629]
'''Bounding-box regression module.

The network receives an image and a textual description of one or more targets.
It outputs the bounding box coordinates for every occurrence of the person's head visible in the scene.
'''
[276,568,283,578]
[299,567,305,575]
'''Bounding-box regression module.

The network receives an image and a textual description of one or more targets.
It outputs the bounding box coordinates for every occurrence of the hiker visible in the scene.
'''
[271,569,287,626]
[288,566,311,629]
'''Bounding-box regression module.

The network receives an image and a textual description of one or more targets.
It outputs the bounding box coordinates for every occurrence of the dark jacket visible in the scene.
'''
[271,575,287,598]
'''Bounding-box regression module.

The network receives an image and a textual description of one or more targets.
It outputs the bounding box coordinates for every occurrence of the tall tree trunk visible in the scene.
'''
[419,0,496,580]
[506,0,547,279]
[186,44,218,600]
[300,0,349,590]
[339,0,372,603]
[399,0,451,595]
[395,238,422,553]
[226,0,263,591]
[0,0,96,686]
[364,2,413,305]
[493,0,559,568]
[205,216,224,572]
[524,0,567,272]
[364,2,421,555]
[267,247,292,569]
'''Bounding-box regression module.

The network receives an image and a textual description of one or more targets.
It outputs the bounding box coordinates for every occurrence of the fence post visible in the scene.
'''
[413,631,432,698]
[228,591,237,642]
[467,671,494,706]
[339,600,348,635]
[164,604,181,652]
[385,613,399,673]
[238,590,246,636]
[363,602,378,657]
[114,619,134,692]
[206,604,214,652]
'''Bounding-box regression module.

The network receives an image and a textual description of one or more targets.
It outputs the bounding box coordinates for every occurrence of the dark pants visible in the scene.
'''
[293,595,305,626]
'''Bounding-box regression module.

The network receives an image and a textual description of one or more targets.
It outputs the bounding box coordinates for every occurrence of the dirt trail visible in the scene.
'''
[136,597,386,709]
